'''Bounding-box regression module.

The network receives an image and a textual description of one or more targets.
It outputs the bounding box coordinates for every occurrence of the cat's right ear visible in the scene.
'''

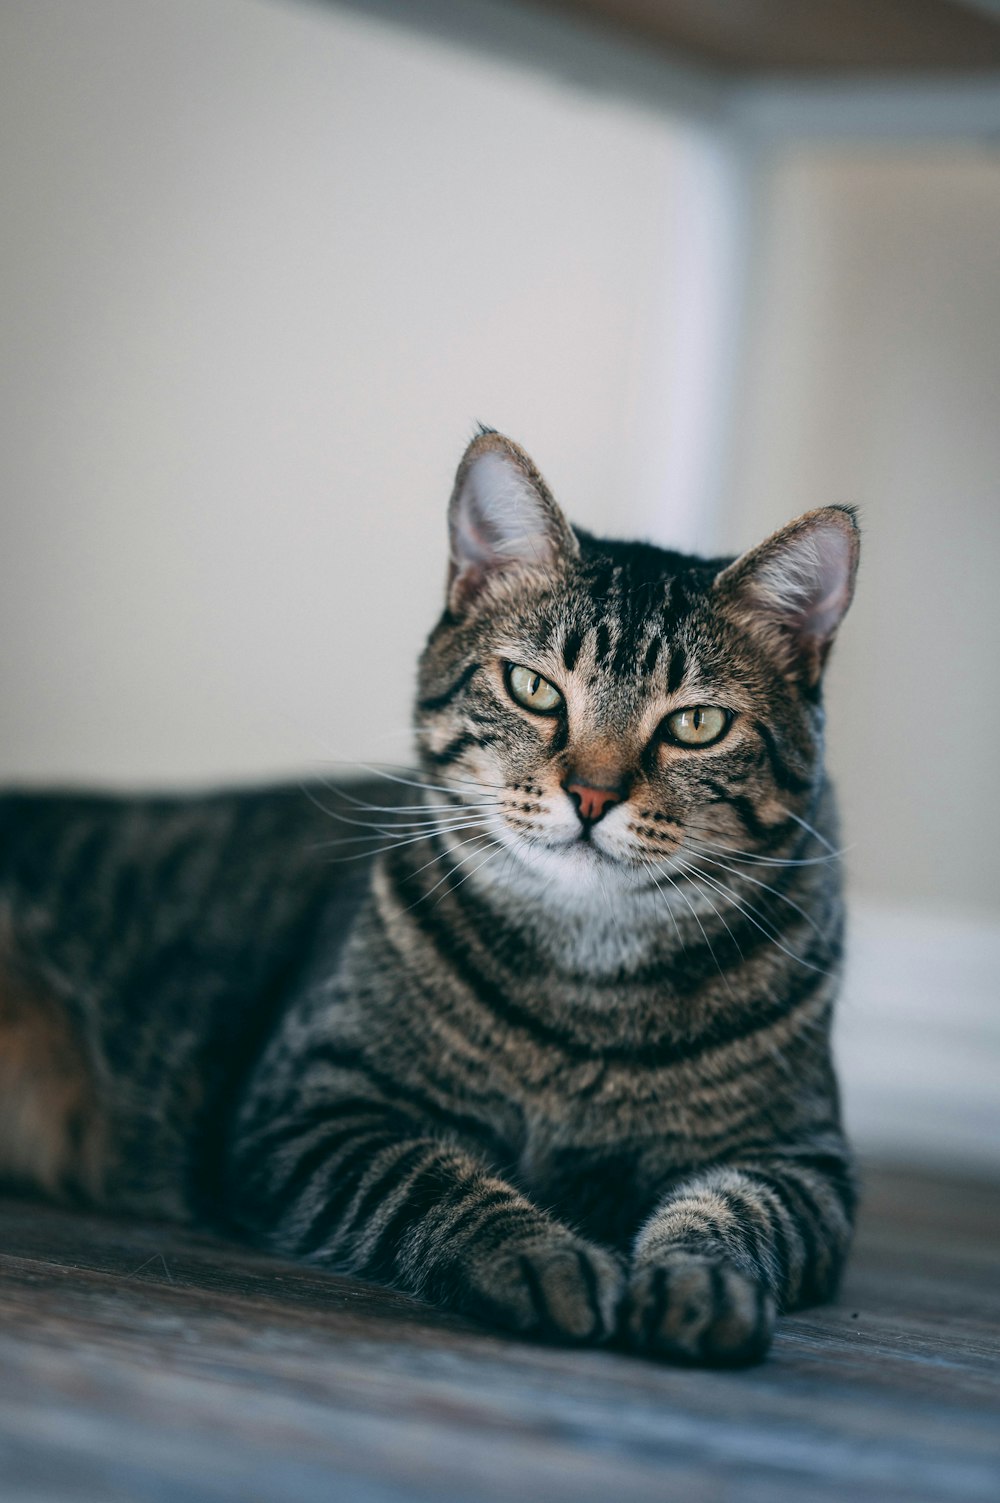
[447,431,578,614]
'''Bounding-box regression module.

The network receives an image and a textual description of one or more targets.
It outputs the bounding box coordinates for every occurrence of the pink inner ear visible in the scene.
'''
[449,451,563,595]
[800,527,854,641]
[453,493,499,572]
[753,520,856,647]
[452,454,520,572]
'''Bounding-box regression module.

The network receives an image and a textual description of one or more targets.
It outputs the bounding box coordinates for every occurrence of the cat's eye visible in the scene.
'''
[505,663,563,715]
[663,705,730,747]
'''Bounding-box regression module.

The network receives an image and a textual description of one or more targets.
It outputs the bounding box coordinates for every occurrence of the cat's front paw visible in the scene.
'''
[625,1252,774,1366]
[458,1235,625,1344]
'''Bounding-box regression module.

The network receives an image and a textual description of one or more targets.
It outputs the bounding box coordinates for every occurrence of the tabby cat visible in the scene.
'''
[0,430,860,1365]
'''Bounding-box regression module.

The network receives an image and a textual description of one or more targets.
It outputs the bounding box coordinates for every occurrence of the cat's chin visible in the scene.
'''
[493,829,650,900]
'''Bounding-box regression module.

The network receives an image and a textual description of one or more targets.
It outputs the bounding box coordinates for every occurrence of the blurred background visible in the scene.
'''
[1,0,998,1174]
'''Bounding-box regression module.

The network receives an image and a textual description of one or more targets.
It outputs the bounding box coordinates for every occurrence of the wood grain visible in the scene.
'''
[0,1164,998,1502]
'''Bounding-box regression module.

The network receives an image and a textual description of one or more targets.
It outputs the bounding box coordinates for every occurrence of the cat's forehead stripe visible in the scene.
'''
[562,625,585,673]
[666,645,687,695]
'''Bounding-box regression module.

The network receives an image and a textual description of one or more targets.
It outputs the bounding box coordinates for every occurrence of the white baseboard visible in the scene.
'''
[835,902,1000,1174]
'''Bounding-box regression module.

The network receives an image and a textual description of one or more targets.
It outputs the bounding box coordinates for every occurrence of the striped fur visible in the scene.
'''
[0,432,860,1364]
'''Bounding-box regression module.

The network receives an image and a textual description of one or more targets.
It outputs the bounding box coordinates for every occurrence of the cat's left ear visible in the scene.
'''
[714,506,860,686]
[447,431,579,614]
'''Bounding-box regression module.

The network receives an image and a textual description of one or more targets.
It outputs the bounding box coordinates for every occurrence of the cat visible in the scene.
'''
[0,429,859,1365]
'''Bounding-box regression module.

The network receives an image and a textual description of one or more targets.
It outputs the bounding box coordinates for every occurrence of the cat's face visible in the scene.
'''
[415,433,858,895]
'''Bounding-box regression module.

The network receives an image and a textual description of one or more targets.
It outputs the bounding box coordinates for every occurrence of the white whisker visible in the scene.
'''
[431,839,508,906]
[399,829,500,896]
[683,826,847,868]
[778,807,841,855]
[670,857,831,976]
[682,849,833,949]
[311,805,489,837]
[311,818,489,851]
[318,821,490,863]
[310,760,505,798]
[323,782,497,816]
[642,857,734,997]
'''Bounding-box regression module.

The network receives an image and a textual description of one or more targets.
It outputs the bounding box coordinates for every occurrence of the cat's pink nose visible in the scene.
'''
[564,781,622,825]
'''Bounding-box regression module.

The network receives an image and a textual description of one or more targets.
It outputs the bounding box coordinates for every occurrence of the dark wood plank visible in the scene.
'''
[0,1163,998,1502]
[532,0,1000,73]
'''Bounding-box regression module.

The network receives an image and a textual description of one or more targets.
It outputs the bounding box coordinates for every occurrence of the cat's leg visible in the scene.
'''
[624,1144,856,1366]
[228,1089,624,1344]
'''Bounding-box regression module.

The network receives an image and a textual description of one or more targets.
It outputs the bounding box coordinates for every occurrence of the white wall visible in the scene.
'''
[0,0,739,787]
[723,146,1000,920]
[721,144,1000,1170]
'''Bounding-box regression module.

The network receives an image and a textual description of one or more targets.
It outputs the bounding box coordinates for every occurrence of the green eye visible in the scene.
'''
[506,663,563,715]
[664,705,730,747]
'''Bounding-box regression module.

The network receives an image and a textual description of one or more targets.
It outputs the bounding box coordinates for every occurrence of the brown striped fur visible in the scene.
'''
[0,944,107,1200]
[0,431,860,1365]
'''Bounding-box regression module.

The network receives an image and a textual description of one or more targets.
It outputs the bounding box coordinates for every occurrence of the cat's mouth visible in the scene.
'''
[569,832,620,864]
[512,821,649,871]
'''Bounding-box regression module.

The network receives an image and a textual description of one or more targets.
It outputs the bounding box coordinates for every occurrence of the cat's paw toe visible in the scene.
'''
[625,1252,774,1366]
[464,1237,625,1343]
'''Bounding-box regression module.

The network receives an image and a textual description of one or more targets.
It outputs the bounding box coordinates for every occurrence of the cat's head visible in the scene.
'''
[415,430,858,894]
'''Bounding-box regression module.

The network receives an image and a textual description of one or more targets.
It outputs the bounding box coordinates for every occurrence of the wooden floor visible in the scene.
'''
[0,1166,998,1503]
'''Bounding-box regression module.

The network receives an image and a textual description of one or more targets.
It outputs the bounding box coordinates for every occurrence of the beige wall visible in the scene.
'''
[0,0,737,787]
[722,147,1000,918]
